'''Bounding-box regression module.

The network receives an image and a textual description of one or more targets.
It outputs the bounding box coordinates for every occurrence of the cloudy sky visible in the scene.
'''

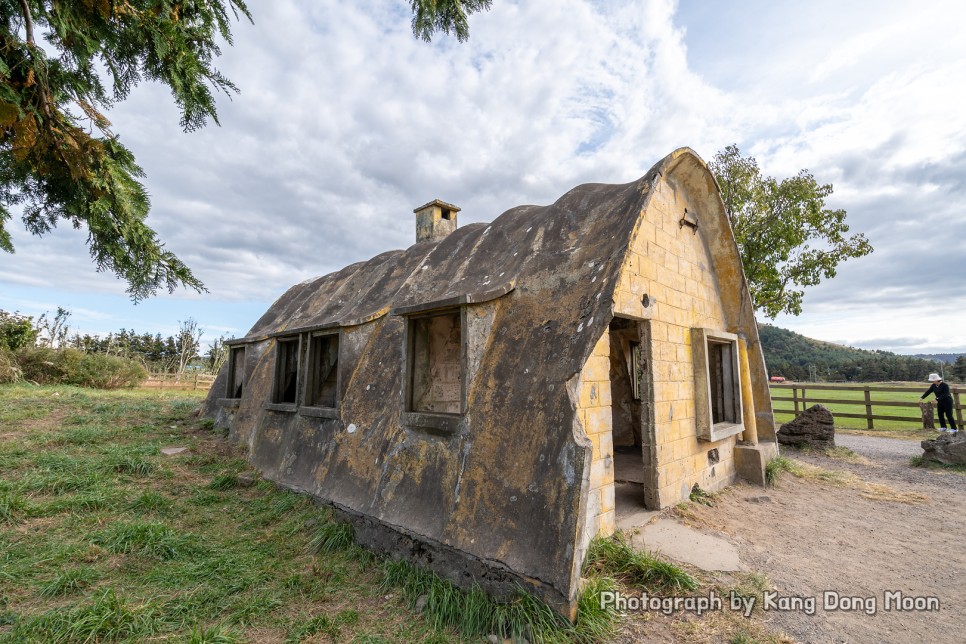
[1,0,964,354]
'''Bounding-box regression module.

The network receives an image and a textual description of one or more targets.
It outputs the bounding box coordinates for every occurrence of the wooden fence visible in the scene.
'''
[771,383,965,430]
[144,372,216,391]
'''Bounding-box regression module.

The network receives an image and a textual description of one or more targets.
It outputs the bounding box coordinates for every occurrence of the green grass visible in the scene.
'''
[585,533,697,593]
[0,383,728,642]
[380,557,617,643]
[12,588,167,642]
[38,567,100,598]
[0,384,457,643]
[910,455,966,474]
[689,483,715,506]
[765,455,846,486]
[765,456,796,486]
[308,516,356,554]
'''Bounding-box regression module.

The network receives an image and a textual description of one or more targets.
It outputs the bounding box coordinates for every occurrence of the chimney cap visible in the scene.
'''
[413,199,461,214]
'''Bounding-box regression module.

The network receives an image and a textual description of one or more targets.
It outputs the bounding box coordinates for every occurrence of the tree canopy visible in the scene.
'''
[1,1,492,301]
[710,145,873,318]
[953,356,966,383]
[0,0,255,300]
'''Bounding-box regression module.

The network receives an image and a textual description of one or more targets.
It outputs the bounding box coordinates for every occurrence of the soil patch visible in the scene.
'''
[682,434,966,643]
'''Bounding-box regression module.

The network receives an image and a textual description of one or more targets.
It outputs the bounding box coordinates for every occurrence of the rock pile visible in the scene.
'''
[921,431,966,466]
[777,404,835,449]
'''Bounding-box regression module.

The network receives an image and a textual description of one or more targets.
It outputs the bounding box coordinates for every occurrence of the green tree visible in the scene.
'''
[1,1,492,300]
[952,356,966,383]
[1,0,253,300]
[710,145,873,318]
[206,332,230,373]
[0,309,37,349]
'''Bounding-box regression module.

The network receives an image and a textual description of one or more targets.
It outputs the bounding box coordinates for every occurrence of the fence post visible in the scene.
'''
[922,401,935,430]
[864,387,874,430]
[802,387,807,411]
[956,389,964,430]
[193,372,199,390]
[793,386,800,415]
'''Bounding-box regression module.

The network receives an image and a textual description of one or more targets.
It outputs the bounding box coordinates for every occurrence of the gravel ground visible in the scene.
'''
[793,432,966,493]
[683,432,966,643]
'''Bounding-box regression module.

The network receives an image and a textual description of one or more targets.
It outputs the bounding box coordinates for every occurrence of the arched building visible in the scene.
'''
[204,148,778,617]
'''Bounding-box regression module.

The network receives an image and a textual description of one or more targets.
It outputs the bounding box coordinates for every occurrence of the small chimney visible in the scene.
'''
[413,199,459,243]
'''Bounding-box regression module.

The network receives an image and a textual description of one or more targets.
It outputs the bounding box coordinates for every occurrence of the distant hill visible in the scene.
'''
[913,353,965,364]
[758,324,942,383]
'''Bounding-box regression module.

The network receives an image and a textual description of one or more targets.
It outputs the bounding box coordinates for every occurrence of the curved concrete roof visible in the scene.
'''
[240,148,682,341]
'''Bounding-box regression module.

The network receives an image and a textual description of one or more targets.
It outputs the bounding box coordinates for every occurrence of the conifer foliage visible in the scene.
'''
[0,0,251,300]
[0,1,491,301]
[410,0,493,42]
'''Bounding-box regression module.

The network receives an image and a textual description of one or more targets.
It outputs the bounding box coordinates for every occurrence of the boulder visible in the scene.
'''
[236,471,258,487]
[921,432,966,466]
[777,404,835,449]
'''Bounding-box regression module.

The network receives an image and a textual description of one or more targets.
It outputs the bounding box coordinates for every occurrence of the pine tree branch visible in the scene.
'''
[18,0,53,126]
[18,0,34,45]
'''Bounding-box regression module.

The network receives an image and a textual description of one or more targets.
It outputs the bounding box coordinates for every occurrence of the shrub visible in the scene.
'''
[0,310,38,350]
[16,347,147,389]
[0,347,20,384]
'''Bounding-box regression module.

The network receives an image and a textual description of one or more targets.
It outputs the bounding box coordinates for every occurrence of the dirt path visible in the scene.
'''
[683,435,966,643]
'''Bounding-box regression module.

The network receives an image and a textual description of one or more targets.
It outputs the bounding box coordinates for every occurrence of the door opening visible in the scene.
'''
[609,317,659,521]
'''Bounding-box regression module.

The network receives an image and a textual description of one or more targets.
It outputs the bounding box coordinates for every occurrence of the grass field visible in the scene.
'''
[0,385,493,642]
[769,383,952,433]
[2,384,738,643]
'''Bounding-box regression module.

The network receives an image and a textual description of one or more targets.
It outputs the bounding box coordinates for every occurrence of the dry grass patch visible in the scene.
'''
[837,428,929,441]
[767,456,929,504]
[822,445,872,465]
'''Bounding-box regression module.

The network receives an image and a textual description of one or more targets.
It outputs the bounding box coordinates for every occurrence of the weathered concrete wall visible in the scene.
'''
[574,330,615,548]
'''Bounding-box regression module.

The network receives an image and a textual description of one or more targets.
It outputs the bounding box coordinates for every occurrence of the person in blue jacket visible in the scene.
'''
[921,373,957,432]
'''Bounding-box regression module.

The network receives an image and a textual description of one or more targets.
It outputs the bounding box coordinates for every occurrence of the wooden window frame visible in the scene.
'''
[692,328,744,442]
[300,330,341,419]
[225,345,246,399]
[267,335,302,411]
[400,308,466,433]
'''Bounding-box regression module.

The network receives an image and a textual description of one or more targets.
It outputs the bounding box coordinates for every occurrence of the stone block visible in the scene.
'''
[584,407,611,435]
[601,484,615,513]
[734,441,779,486]
[592,332,610,357]
[578,381,600,408]
[589,456,614,489]
[581,355,609,383]
[598,431,613,461]
[598,510,616,536]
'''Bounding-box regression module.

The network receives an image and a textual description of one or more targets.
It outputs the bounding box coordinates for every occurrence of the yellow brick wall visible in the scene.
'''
[576,177,744,533]
[614,179,737,506]
[576,331,616,540]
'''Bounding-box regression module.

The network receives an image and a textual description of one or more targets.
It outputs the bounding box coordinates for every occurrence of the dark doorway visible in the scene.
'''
[609,317,659,516]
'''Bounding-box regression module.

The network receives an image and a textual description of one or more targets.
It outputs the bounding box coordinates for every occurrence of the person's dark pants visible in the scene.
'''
[938,399,957,430]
